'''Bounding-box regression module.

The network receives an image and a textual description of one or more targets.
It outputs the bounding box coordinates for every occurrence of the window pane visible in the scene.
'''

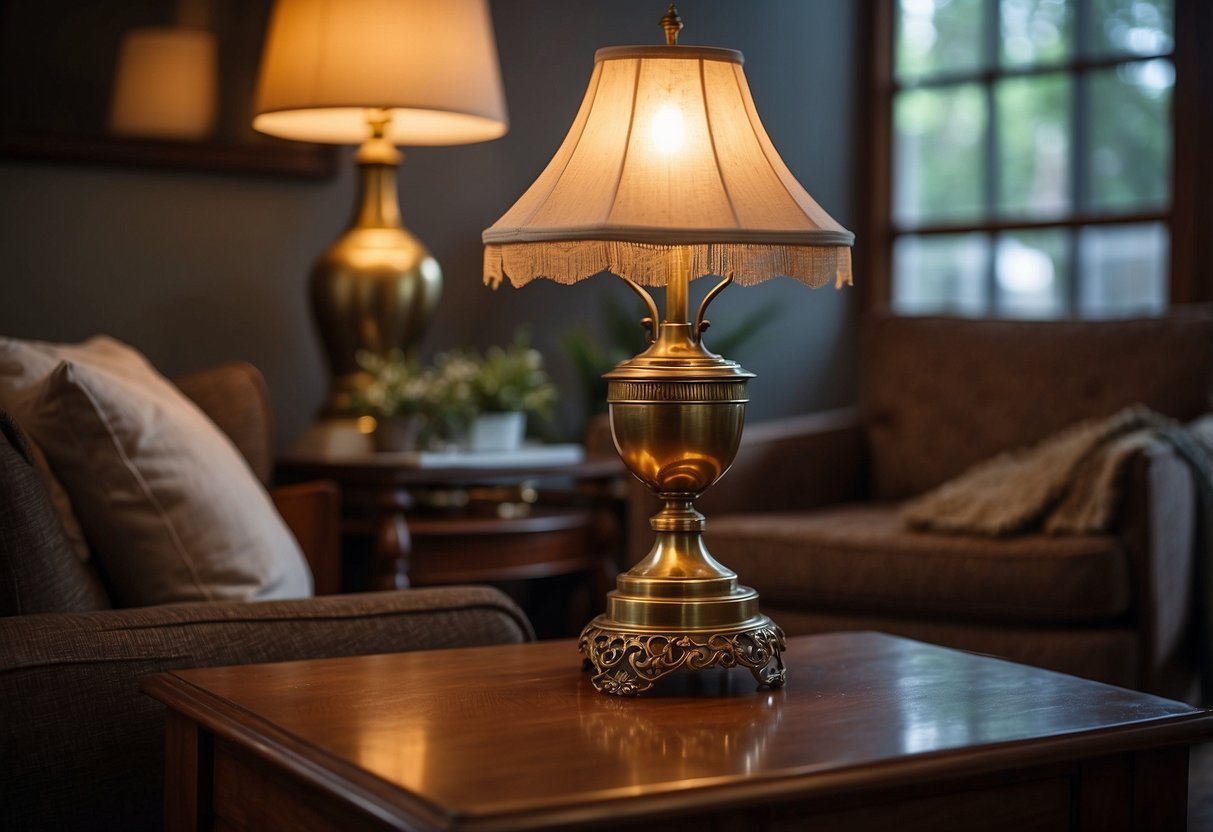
[896,0,987,81]
[1077,223,1168,318]
[1000,0,1071,67]
[1085,0,1173,58]
[995,229,1070,318]
[1084,60,1173,214]
[893,233,991,315]
[894,84,987,225]
[996,73,1071,218]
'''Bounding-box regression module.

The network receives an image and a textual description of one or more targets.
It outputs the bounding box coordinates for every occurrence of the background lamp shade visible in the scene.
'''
[483,45,854,290]
[252,0,507,145]
[109,27,217,141]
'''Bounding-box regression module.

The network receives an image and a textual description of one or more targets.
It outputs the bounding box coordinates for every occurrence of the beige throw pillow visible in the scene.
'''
[0,336,312,606]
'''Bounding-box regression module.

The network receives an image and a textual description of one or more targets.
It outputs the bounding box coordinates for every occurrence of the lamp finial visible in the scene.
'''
[661,4,682,45]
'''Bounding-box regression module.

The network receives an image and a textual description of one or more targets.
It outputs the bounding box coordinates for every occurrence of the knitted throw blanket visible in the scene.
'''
[901,406,1213,536]
[901,405,1213,700]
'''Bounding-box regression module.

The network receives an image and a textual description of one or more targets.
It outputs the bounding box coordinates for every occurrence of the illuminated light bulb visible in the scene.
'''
[650,105,685,153]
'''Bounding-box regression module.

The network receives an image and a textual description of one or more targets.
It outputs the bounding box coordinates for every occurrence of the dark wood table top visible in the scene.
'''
[143,632,1213,830]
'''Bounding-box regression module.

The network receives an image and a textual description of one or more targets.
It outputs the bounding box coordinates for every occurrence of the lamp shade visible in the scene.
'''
[252,0,508,146]
[483,45,853,289]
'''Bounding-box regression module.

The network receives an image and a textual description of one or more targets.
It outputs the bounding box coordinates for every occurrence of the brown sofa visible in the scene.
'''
[0,362,534,831]
[628,311,1213,701]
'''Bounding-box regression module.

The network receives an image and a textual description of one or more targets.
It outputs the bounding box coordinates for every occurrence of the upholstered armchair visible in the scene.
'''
[627,311,1213,701]
[0,359,533,831]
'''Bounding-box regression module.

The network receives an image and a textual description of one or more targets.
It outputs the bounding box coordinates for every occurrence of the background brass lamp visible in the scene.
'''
[253,0,507,417]
[483,7,853,695]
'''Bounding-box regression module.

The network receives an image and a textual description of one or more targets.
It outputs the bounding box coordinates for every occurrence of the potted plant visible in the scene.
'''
[425,349,480,449]
[351,350,433,452]
[439,334,556,453]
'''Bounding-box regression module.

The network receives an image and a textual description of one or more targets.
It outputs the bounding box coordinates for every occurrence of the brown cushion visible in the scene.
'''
[0,411,110,615]
[173,361,275,486]
[862,311,1213,500]
[706,504,1131,625]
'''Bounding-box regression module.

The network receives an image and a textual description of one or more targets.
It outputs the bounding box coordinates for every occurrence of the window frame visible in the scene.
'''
[858,0,1213,312]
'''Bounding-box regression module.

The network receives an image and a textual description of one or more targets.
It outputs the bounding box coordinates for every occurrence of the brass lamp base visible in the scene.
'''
[580,504,786,695]
[314,110,441,417]
[578,293,787,695]
[579,624,786,696]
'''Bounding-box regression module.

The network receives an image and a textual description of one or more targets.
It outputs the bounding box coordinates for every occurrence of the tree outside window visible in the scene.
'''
[882,0,1175,319]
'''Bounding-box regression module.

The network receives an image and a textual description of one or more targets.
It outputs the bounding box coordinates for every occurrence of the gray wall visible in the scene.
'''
[0,0,861,446]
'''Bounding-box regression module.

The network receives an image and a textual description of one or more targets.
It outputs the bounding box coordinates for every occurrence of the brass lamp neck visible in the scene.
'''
[353,109,405,229]
[664,245,690,324]
[356,107,402,165]
[352,158,403,229]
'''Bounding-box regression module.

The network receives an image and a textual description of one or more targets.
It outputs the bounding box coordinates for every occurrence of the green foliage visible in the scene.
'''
[463,332,557,416]
[891,0,1173,314]
[351,350,432,418]
[564,297,648,418]
[893,0,1171,227]
[351,333,557,444]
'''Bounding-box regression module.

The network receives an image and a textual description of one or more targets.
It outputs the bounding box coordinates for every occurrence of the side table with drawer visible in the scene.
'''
[277,446,627,634]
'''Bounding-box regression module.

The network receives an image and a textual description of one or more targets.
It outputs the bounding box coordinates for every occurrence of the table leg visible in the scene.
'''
[372,488,412,590]
[164,711,212,832]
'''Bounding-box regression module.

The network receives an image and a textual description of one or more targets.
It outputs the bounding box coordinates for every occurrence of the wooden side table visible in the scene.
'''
[143,632,1213,831]
[276,448,626,618]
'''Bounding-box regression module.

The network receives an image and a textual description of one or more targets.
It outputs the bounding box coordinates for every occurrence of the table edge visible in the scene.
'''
[142,673,453,832]
[141,664,1213,832]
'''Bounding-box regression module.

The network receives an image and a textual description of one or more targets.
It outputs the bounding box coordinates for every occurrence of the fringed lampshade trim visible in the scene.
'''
[483,241,852,291]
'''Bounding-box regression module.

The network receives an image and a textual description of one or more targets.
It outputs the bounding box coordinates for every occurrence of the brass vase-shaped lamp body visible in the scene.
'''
[313,135,441,416]
[578,269,786,695]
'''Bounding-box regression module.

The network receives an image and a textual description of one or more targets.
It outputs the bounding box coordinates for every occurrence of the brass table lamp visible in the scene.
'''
[483,6,853,695]
[253,0,508,415]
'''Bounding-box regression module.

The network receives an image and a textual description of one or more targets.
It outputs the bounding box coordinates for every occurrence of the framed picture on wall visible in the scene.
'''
[0,0,336,178]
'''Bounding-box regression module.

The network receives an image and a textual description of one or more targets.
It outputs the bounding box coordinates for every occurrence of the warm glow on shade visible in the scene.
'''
[109,27,217,140]
[252,0,508,146]
[650,106,686,154]
[483,45,853,289]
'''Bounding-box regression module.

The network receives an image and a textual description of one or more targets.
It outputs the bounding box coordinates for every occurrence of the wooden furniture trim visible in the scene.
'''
[275,454,625,594]
[0,134,338,179]
[1170,0,1213,303]
[143,635,1213,831]
[163,710,214,831]
[144,673,451,832]
[857,0,895,311]
[270,480,342,595]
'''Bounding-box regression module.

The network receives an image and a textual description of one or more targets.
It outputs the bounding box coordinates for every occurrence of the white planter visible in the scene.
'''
[469,411,525,453]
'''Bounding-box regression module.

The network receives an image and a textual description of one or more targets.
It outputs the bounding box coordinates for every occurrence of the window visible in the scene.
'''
[862,0,1213,318]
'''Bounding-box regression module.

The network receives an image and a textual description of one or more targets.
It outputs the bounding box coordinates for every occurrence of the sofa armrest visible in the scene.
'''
[626,407,869,564]
[1117,438,1200,700]
[270,480,342,595]
[0,587,533,831]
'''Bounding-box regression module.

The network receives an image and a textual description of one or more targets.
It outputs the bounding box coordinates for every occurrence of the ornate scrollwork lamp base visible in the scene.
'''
[579,622,787,696]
